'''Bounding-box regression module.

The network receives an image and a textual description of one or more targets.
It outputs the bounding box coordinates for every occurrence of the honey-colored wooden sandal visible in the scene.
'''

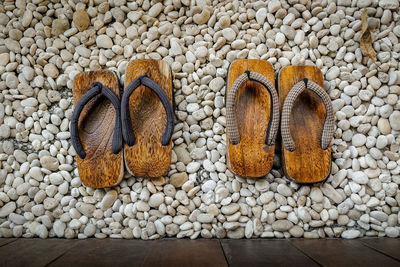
[71,70,124,188]
[226,59,280,177]
[279,65,334,183]
[122,59,174,177]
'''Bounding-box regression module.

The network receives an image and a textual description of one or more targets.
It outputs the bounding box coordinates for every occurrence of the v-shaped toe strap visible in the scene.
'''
[70,82,123,159]
[121,75,174,146]
[281,78,335,152]
[226,71,280,146]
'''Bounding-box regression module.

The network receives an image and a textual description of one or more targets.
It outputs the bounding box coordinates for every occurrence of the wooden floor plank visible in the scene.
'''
[48,239,152,267]
[221,239,320,267]
[142,239,228,267]
[290,239,400,267]
[360,238,400,261]
[0,239,16,247]
[0,237,399,267]
[0,239,77,267]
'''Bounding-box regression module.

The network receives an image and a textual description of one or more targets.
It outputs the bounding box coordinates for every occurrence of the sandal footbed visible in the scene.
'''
[73,70,124,188]
[123,59,173,177]
[278,65,331,183]
[226,59,275,178]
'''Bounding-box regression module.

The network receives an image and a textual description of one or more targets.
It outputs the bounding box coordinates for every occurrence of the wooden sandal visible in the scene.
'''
[226,59,280,177]
[71,70,124,188]
[122,59,174,177]
[279,66,334,183]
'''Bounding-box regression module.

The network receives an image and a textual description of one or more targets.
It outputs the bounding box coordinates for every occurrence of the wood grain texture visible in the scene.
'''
[221,239,319,267]
[0,238,15,247]
[73,70,124,188]
[278,65,331,183]
[290,239,400,267]
[0,239,78,267]
[124,59,173,177]
[48,239,152,267]
[226,59,275,178]
[360,238,400,261]
[142,239,228,267]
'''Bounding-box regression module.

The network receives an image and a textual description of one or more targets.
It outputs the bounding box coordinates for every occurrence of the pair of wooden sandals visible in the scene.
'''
[71,60,173,188]
[226,59,334,183]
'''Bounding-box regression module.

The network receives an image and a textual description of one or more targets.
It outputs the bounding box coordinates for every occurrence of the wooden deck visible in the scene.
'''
[0,238,399,266]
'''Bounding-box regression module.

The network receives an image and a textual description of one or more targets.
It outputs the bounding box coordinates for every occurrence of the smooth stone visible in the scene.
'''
[256,8,267,25]
[0,53,10,66]
[222,28,236,42]
[170,38,182,56]
[277,184,291,197]
[297,207,311,222]
[321,184,344,204]
[36,224,48,239]
[389,111,400,130]
[0,202,16,217]
[43,63,59,78]
[341,229,360,239]
[378,118,391,134]
[231,40,246,49]
[84,224,96,237]
[352,134,366,146]
[53,220,66,237]
[148,3,163,18]
[96,35,113,49]
[268,0,281,13]
[21,9,33,27]
[100,190,118,210]
[76,203,95,217]
[137,201,150,212]
[379,0,399,9]
[186,162,201,173]
[149,193,164,208]
[357,0,372,8]
[197,213,214,223]
[170,172,188,188]
[227,228,245,239]
[351,171,368,184]
[272,220,293,232]
[73,10,90,31]
[326,66,339,80]
[344,85,359,96]
[385,227,399,238]
[294,31,305,45]
[193,10,210,25]
[275,32,285,46]
[289,225,304,237]
[201,180,216,193]
[245,220,253,238]
[210,77,224,92]
[310,187,324,202]
[49,173,63,185]
[370,211,388,222]
[51,18,70,36]
[221,203,240,215]
[203,159,216,172]
[40,156,59,171]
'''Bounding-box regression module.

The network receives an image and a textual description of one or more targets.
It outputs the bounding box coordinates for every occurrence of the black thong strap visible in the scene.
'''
[121,75,174,147]
[70,82,122,159]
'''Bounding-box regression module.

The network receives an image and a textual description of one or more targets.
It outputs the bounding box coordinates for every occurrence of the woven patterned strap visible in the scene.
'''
[121,75,174,146]
[70,82,123,159]
[226,71,280,146]
[281,78,334,152]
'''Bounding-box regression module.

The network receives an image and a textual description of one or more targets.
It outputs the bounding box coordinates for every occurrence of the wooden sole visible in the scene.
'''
[73,70,124,188]
[124,59,173,177]
[278,65,331,183]
[226,59,275,178]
